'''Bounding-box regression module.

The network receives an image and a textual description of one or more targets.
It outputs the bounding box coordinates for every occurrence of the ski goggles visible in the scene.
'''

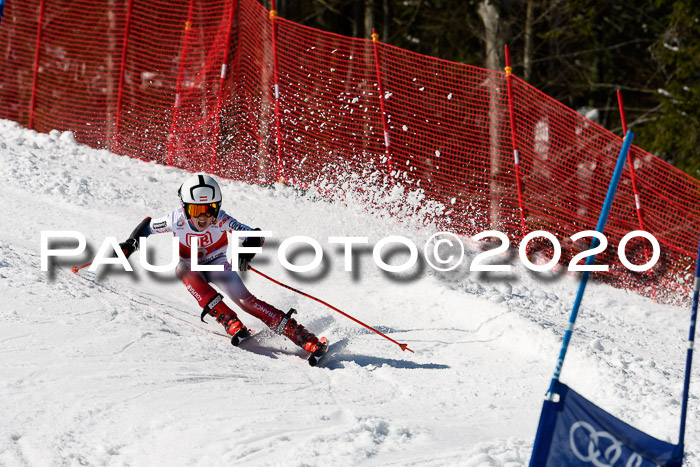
[185,202,220,218]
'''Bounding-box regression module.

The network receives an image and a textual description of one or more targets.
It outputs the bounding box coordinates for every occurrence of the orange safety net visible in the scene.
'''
[1,0,698,302]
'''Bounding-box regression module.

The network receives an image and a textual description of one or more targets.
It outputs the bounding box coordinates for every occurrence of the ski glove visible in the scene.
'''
[238,228,264,271]
[238,254,252,271]
[117,217,152,259]
[119,238,138,259]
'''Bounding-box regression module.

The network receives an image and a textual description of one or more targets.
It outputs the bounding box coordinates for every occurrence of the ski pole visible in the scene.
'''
[71,247,129,274]
[249,266,413,352]
[72,261,92,274]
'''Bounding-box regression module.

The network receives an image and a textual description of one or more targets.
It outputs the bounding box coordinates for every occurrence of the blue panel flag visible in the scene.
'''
[530,381,682,466]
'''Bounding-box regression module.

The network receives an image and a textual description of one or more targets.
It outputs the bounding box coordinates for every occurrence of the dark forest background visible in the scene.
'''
[263,0,699,178]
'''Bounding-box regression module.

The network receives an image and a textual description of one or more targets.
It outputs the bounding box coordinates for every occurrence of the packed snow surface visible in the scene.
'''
[0,119,698,466]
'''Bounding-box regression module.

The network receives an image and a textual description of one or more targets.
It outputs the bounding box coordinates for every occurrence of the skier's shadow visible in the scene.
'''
[233,336,449,370]
[320,340,449,370]
[236,337,303,360]
[323,354,449,370]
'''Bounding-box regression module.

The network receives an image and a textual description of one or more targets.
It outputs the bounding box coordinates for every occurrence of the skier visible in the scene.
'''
[117,173,327,365]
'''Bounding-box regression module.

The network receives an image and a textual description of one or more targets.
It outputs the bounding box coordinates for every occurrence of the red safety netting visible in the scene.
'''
[0,0,698,302]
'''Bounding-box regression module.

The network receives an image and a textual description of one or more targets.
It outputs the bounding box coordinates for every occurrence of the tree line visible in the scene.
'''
[266,0,699,179]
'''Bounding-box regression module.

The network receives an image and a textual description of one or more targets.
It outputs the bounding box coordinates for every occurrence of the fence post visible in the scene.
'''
[166,0,196,166]
[617,90,648,236]
[270,0,283,182]
[371,28,394,185]
[113,0,134,153]
[504,45,528,237]
[209,0,237,172]
[28,0,47,130]
[617,90,657,298]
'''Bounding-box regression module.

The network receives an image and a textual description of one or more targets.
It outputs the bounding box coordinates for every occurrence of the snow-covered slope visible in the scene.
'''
[0,119,697,466]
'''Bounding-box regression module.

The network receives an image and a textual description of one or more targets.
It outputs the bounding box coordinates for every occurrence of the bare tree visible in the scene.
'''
[523,0,534,81]
[365,0,374,37]
[478,0,505,72]
[478,0,510,229]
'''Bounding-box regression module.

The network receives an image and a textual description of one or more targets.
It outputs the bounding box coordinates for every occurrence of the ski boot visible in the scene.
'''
[221,315,251,346]
[200,294,251,346]
[307,337,328,367]
[276,309,328,366]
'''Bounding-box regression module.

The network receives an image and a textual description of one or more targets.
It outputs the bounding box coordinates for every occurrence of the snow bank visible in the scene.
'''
[0,119,697,466]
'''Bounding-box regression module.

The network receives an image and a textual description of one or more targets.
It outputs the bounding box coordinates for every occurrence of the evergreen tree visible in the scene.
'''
[637,0,700,176]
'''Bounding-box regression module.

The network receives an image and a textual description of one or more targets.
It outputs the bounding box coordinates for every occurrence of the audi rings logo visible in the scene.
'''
[569,421,645,467]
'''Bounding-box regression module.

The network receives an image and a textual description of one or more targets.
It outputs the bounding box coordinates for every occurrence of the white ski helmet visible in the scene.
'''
[178,174,222,219]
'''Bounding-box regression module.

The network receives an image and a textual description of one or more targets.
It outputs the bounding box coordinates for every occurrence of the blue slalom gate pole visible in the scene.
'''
[545,131,635,399]
[678,237,700,451]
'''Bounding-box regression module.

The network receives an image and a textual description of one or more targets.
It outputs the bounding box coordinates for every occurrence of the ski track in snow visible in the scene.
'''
[0,119,698,466]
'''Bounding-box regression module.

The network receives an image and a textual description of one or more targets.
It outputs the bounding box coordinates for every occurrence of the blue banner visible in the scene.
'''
[0,0,5,25]
[530,381,682,466]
